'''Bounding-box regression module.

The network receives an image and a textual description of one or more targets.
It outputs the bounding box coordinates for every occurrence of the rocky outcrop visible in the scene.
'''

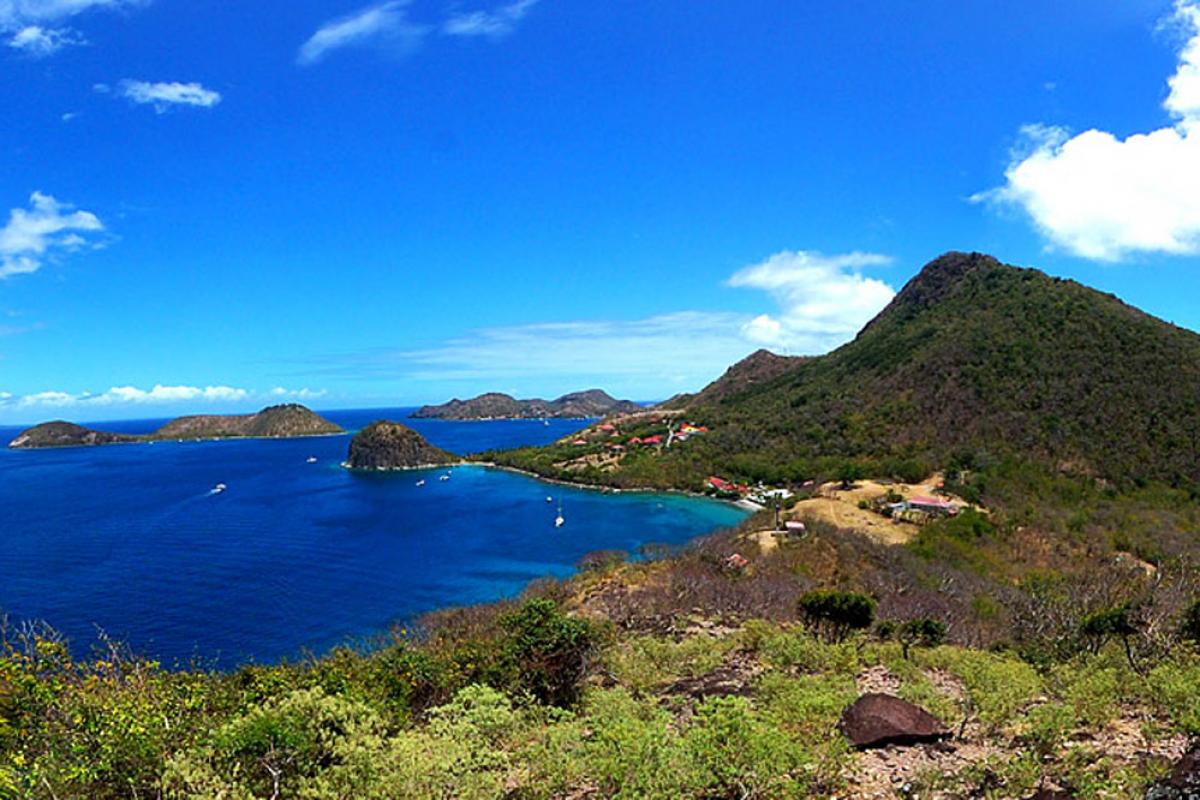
[8,404,343,449]
[1146,744,1200,799]
[412,389,641,420]
[838,693,949,749]
[346,421,459,470]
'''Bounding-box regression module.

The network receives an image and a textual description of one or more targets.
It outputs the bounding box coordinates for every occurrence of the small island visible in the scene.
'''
[412,389,641,420]
[8,404,344,449]
[345,421,460,469]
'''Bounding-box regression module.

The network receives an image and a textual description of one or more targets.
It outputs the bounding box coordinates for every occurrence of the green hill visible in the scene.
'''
[494,252,1200,491]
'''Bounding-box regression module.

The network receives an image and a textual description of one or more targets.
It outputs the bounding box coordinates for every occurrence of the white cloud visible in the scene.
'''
[0,0,140,27]
[0,191,103,279]
[5,24,83,55]
[297,0,427,65]
[977,1,1200,261]
[0,384,337,414]
[95,385,249,404]
[390,312,754,386]
[443,0,539,38]
[726,250,896,350]
[116,80,221,113]
[0,0,145,56]
[270,386,327,400]
[316,249,896,398]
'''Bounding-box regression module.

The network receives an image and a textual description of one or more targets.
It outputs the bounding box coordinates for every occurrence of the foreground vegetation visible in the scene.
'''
[5,514,1200,799]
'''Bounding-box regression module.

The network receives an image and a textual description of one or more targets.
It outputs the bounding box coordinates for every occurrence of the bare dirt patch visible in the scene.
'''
[786,474,974,546]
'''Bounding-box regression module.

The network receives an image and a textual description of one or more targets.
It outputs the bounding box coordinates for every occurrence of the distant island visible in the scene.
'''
[8,404,344,449]
[345,420,460,469]
[411,389,641,420]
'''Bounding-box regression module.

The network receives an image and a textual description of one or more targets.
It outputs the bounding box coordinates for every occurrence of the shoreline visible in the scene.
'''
[471,461,764,511]
[339,458,760,512]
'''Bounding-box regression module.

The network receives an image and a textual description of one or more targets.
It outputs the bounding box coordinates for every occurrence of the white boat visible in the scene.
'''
[306,456,318,464]
[211,483,226,494]
[543,419,550,426]
[545,496,553,503]
[416,479,425,487]
[439,474,450,481]
[554,501,564,528]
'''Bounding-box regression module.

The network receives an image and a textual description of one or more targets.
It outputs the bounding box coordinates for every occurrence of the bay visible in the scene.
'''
[0,408,748,666]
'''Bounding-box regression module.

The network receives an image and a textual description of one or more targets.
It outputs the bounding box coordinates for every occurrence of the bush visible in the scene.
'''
[898,618,948,659]
[500,599,594,707]
[163,687,386,799]
[1181,599,1200,643]
[577,550,627,573]
[685,695,811,798]
[797,590,876,644]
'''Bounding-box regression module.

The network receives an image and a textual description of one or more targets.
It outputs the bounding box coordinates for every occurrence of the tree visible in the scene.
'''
[797,590,875,643]
[898,618,948,659]
[1080,603,1141,673]
[836,462,865,490]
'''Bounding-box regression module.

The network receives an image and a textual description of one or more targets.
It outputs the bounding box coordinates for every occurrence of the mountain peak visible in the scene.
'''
[895,251,1001,309]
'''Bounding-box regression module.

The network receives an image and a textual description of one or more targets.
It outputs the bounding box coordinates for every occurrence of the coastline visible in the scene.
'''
[339,458,761,512]
[469,461,764,511]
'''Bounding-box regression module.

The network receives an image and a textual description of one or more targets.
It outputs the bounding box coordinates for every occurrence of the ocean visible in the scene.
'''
[0,408,748,666]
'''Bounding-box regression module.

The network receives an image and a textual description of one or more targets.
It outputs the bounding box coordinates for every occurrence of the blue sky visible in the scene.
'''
[3,0,1200,423]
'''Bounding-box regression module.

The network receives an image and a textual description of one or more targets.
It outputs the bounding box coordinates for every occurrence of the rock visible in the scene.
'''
[838,693,949,749]
[346,421,459,469]
[1146,744,1200,799]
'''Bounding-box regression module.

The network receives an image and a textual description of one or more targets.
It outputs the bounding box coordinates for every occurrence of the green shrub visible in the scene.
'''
[163,687,386,799]
[797,590,876,643]
[500,599,594,707]
[1181,599,1200,642]
[577,688,694,799]
[897,618,948,659]
[922,648,1041,731]
[685,695,811,798]
[1146,660,1200,734]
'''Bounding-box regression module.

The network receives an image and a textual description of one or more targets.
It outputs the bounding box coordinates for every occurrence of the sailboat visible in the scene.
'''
[554,500,564,528]
[416,479,425,487]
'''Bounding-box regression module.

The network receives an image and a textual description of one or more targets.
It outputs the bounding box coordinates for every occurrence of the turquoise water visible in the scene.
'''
[0,408,747,666]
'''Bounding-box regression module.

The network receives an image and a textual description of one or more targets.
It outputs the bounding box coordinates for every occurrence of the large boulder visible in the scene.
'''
[838,693,949,749]
[1146,744,1200,799]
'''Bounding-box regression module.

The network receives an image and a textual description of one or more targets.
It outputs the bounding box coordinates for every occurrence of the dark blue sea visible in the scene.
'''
[0,408,747,666]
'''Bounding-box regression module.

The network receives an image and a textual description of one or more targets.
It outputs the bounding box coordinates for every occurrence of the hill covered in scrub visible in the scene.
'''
[8,404,343,448]
[492,252,1200,491]
[345,420,460,469]
[413,389,641,420]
